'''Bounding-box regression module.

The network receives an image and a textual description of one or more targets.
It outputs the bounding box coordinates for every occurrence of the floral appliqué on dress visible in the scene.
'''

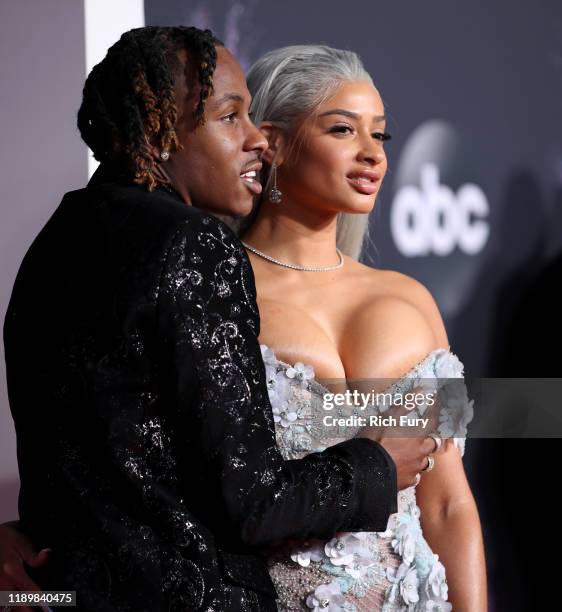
[262,344,472,611]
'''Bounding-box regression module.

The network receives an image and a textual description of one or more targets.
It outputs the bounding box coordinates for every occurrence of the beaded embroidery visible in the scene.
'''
[262,345,471,611]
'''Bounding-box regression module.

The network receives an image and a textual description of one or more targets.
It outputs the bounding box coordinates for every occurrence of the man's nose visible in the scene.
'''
[245,122,268,156]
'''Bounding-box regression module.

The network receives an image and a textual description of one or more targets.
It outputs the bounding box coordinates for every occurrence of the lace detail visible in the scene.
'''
[379,348,473,458]
[262,344,468,611]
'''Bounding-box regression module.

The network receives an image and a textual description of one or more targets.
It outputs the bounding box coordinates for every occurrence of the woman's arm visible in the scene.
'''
[416,446,487,611]
[405,274,487,610]
[349,271,487,609]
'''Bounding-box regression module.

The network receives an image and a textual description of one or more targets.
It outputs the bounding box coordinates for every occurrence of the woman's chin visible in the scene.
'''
[338,198,377,215]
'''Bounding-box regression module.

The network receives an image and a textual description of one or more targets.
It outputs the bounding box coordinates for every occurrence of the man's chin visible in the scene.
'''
[228,196,255,219]
[199,192,250,217]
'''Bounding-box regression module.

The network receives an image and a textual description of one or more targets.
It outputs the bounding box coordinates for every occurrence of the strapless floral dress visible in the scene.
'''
[260,345,473,611]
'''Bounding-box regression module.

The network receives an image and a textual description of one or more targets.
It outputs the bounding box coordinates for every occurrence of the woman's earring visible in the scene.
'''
[160,150,170,161]
[269,163,282,204]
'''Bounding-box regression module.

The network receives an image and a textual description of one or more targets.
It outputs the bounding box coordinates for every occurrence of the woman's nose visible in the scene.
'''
[359,148,386,166]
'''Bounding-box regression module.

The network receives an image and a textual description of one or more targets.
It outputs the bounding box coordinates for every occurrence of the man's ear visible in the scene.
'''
[259,122,287,167]
[146,141,172,183]
[147,144,166,163]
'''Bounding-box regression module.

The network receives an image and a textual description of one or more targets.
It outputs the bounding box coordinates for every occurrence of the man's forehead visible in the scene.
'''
[173,46,250,108]
[210,47,249,99]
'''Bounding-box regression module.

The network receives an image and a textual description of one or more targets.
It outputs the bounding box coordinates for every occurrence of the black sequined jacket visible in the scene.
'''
[4,167,397,611]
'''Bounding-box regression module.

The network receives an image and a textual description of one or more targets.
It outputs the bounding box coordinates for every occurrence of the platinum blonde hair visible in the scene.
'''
[229,45,380,260]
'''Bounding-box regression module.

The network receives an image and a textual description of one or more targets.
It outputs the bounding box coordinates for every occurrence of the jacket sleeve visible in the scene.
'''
[157,213,397,547]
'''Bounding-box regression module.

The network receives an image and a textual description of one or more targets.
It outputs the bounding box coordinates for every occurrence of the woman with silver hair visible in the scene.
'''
[232,45,486,611]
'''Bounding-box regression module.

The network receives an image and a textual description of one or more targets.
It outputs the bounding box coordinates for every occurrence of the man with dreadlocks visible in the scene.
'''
[2,27,401,610]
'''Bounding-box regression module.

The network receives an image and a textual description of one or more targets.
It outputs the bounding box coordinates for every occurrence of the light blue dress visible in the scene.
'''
[261,345,473,611]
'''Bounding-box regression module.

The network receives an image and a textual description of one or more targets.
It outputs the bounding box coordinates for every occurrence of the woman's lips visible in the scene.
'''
[347,171,380,195]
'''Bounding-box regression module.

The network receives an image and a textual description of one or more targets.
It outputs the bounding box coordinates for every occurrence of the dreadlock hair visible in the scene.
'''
[77,26,222,191]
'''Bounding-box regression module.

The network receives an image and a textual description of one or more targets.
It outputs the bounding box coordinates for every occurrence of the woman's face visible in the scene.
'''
[277,80,388,216]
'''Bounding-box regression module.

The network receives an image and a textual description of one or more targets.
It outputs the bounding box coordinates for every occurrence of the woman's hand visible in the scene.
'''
[0,521,50,612]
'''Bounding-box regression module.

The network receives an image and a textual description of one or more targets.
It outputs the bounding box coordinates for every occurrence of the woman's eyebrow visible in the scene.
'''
[318,109,386,123]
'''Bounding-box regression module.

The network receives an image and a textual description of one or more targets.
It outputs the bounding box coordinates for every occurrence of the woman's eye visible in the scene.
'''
[373,131,392,142]
[329,125,354,135]
[222,112,238,123]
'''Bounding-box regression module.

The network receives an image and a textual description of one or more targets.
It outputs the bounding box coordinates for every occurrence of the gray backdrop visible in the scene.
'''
[146,0,562,377]
[1,1,561,610]
[0,0,87,520]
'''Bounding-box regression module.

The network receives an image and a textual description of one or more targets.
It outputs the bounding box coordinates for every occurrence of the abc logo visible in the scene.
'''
[391,163,490,257]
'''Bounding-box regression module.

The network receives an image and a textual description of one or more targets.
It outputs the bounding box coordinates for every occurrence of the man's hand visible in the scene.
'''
[375,434,443,490]
[0,521,50,612]
[356,397,446,490]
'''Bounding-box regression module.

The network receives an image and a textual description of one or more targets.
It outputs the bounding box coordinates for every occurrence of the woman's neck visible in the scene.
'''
[242,198,341,269]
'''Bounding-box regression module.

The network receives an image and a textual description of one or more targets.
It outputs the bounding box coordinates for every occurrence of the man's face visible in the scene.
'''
[165,47,267,217]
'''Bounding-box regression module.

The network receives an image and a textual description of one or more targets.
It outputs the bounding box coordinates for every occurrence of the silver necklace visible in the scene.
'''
[242,242,344,272]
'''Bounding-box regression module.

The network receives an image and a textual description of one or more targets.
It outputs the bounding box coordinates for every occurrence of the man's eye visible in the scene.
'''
[373,132,392,141]
[222,112,237,123]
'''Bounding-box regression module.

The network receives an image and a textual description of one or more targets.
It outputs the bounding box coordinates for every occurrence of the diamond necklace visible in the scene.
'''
[242,241,344,272]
